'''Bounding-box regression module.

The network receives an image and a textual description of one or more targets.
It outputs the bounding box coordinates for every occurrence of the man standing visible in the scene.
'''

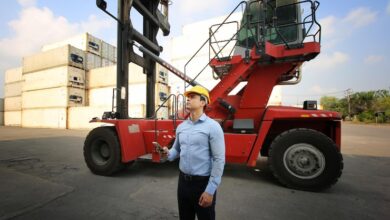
[161,85,225,220]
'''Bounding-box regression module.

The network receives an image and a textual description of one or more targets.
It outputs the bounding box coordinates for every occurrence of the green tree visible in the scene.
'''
[320,96,348,118]
[374,95,390,122]
[350,91,375,115]
[320,96,338,110]
[337,98,349,118]
[320,89,390,122]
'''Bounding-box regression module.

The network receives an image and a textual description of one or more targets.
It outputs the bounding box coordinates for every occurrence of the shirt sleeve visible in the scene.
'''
[205,122,225,195]
[167,133,180,161]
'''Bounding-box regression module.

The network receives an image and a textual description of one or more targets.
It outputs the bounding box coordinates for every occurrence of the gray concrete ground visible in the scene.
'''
[0,123,389,220]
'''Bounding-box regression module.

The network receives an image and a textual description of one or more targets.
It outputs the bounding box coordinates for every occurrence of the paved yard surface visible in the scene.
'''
[0,123,389,220]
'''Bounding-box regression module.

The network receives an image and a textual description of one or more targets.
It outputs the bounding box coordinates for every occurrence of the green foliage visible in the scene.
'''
[320,89,390,123]
[357,110,375,123]
[320,96,348,119]
[320,96,337,110]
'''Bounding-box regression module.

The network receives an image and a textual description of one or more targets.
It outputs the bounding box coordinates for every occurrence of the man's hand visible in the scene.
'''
[161,147,169,159]
[153,142,169,159]
[198,192,213,207]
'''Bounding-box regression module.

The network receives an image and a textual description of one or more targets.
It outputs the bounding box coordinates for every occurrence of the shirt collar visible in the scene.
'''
[199,113,207,121]
[188,113,207,123]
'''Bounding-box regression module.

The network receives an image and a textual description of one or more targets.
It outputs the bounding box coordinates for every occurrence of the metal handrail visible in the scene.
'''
[264,0,321,48]
[182,0,321,86]
[209,20,240,59]
[151,93,188,141]
[175,94,186,120]
[150,93,176,118]
[191,22,251,84]
[151,93,177,142]
[183,1,249,89]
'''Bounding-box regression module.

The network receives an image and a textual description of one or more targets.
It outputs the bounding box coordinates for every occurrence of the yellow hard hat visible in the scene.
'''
[184,85,211,104]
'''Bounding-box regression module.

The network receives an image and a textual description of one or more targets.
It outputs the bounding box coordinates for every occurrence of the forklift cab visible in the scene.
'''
[234,0,303,55]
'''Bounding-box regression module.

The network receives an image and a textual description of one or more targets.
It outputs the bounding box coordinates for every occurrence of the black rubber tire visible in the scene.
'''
[268,128,343,191]
[83,126,124,176]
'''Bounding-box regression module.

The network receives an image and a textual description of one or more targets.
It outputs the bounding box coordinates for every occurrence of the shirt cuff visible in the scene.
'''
[205,183,217,195]
[167,148,178,161]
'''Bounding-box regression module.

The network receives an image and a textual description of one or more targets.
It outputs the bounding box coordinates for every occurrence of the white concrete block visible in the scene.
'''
[88,83,169,107]
[5,67,23,84]
[85,52,102,70]
[22,66,85,91]
[4,96,22,111]
[101,41,116,61]
[42,33,102,55]
[0,98,4,112]
[68,106,112,129]
[4,111,22,126]
[23,45,85,73]
[101,58,115,67]
[67,105,145,129]
[22,108,67,129]
[22,87,85,109]
[0,111,3,126]
[4,82,23,98]
[86,63,145,89]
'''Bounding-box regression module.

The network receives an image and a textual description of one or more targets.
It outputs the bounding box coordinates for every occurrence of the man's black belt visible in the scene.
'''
[180,170,210,181]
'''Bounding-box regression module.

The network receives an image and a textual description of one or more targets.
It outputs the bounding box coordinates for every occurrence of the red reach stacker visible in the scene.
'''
[85,0,343,191]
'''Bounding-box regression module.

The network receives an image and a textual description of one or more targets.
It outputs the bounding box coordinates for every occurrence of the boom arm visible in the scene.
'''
[137,45,204,88]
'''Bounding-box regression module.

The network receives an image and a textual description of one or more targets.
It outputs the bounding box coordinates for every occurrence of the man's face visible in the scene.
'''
[186,93,206,111]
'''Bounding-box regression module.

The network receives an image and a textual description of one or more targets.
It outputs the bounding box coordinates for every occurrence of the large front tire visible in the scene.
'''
[268,128,343,191]
[84,126,124,176]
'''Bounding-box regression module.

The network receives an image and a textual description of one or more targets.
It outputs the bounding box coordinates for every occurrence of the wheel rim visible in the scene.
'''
[91,139,111,166]
[283,143,325,179]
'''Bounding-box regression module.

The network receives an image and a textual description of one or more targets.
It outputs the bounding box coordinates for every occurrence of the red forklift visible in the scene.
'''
[85,0,343,191]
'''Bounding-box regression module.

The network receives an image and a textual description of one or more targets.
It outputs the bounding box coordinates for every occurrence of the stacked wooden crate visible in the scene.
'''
[86,63,146,107]
[21,45,86,128]
[2,32,170,129]
[67,64,117,129]
[0,98,4,125]
[154,64,170,118]
[4,67,23,126]
[68,64,170,129]
[88,64,169,115]
[101,41,117,67]
[42,33,105,71]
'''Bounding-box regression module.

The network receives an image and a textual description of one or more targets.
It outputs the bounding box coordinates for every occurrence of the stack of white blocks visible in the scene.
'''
[2,32,170,129]
[21,45,86,129]
[41,33,116,70]
[69,63,170,129]
[4,67,23,126]
[0,98,4,125]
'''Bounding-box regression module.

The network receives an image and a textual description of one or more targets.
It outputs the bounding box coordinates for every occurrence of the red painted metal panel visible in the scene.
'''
[334,121,341,150]
[240,63,293,108]
[246,121,272,167]
[263,106,342,120]
[265,41,320,58]
[209,61,255,102]
[209,55,242,67]
[94,119,184,163]
[115,120,148,162]
[225,133,257,163]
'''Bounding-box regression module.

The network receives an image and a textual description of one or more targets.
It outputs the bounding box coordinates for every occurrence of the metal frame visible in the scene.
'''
[98,0,169,119]
[92,0,341,169]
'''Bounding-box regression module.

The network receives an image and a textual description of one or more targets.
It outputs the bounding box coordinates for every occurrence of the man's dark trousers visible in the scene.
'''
[177,171,217,220]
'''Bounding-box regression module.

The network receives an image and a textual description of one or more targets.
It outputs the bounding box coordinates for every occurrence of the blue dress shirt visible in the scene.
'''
[167,113,225,195]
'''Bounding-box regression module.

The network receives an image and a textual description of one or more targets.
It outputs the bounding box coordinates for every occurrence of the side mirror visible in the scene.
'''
[96,0,107,11]
[96,0,121,24]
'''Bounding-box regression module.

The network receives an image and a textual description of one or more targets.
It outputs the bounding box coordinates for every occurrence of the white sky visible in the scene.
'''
[0,0,389,105]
